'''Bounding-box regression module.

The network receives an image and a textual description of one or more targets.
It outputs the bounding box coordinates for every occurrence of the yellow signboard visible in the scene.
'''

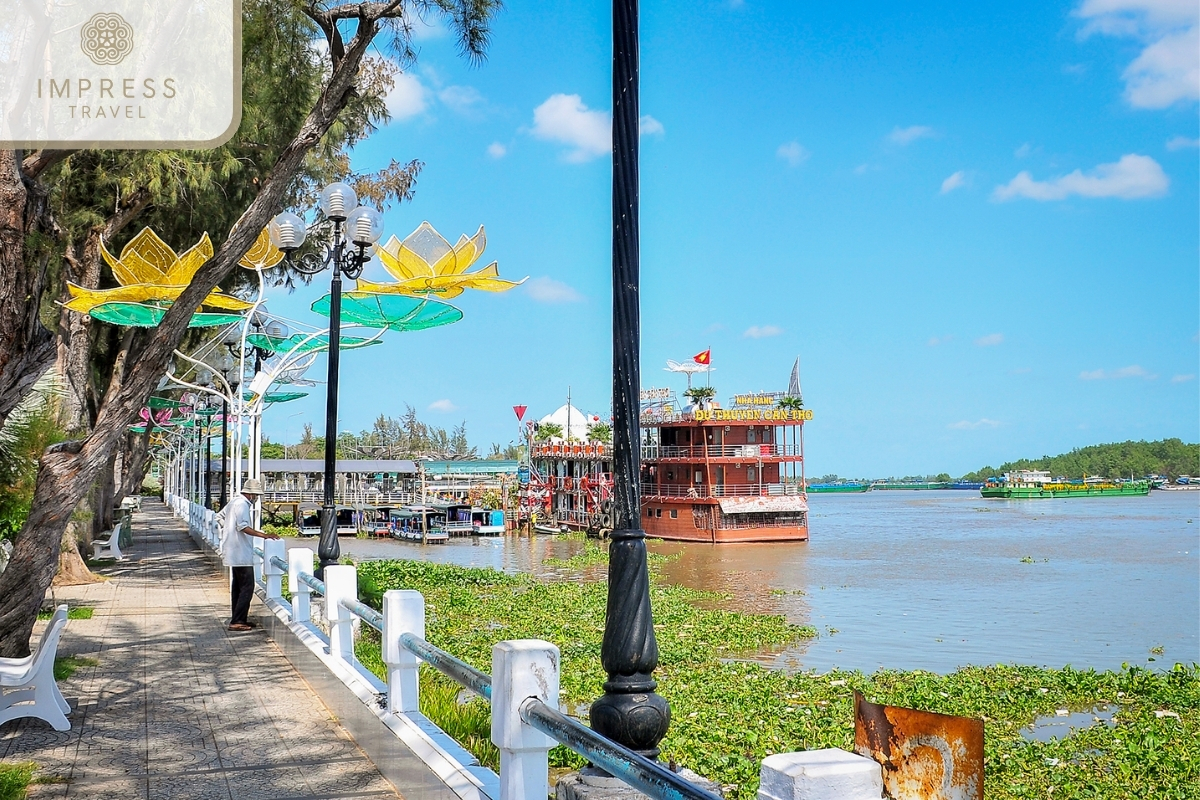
[694,408,813,422]
[733,394,777,406]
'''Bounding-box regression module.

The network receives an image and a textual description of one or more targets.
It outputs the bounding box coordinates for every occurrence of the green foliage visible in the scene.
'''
[0,379,68,542]
[0,763,34,800]
[260,440,285,459]
[684,386,716,403]
[962,439,1200,482]
[587,421,612,444]
[352,558,1199,800]
[263,523,299,538]
[777,396,804,410]
[37,607,93,620]
[534,422,563,441]
[140,474,161,495]
[52,656,98,681]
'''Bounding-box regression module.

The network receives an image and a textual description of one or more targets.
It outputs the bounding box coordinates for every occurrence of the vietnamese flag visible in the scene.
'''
[693,349,711,365]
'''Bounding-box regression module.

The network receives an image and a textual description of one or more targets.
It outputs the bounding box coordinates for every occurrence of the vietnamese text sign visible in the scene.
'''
[1,0,241,147]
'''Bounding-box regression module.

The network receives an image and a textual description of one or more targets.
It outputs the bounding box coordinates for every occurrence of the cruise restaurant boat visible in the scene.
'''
[524,382,812,543]
[981,470,1151,498]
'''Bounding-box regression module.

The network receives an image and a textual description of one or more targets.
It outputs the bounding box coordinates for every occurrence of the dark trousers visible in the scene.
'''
[230,566,254,624]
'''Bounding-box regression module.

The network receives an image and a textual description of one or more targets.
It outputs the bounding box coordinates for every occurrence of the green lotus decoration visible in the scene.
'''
[310,292,462,332]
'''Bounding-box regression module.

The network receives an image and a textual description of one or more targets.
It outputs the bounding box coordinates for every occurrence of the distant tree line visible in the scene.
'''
[260,404,520,462]
[959,439,1199,482]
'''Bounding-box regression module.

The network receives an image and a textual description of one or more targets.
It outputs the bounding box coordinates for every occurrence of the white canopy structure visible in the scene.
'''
[538,403,599,442]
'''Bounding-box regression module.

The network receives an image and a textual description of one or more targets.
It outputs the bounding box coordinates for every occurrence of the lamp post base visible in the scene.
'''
[316,504,340,578]
[589,677,671,760]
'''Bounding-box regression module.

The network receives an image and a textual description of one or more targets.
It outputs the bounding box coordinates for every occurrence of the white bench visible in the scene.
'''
[0,604,71,731]
[92,529,123,561]
[120,496,141,512]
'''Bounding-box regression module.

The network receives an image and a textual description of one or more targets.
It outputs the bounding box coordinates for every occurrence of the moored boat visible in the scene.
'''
[981,470,1150,498]
[806,482,870,493]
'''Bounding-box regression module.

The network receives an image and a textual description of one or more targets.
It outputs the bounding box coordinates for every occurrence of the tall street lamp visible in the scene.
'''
[589,0,671,760]
[270,183,384,576]
[212,353,242,509]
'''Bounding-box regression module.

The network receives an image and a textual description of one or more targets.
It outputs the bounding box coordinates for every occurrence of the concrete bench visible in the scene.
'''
[0,604,71,731]
[92,528,124,561]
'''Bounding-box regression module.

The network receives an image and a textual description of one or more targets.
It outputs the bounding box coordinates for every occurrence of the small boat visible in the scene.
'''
[389,507,450,543]
[471,507,505,535]
[298,505,359,536]
[981,470,1150,498]
[806,482,870,493]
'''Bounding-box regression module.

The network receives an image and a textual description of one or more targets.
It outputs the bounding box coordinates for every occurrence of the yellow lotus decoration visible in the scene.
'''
[238,227,285,272]
[63,227,252,315]
[356,221,526,299]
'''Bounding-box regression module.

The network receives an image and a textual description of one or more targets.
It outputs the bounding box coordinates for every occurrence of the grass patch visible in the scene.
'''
[352,557,1200,800]
[53,655,97,681]
[0,763,34,800]
[263,524,300,538]
[37,607,93,621]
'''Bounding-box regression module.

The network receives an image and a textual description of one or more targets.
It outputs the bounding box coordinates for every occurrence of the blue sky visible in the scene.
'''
[262,0,1199,477]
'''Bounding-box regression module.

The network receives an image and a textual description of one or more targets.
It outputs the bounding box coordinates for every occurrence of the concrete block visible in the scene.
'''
[758,749,882,800]
[492,639,559,800]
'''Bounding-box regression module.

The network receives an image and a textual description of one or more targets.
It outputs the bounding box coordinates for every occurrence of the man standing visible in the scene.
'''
[219,478,279,631]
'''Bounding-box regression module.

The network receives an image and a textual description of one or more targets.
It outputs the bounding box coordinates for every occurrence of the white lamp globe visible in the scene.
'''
[318,182,358,222]
[346,206,384,247]
[266,321,289,339]
[269,211,307,251]
[197,368,213,387]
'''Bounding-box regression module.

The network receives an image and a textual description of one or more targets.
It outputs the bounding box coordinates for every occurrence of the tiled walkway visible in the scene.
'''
[0,501,400,799]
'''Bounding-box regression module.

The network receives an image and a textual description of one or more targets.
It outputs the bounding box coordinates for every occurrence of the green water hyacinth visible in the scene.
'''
[351,558,1199,800]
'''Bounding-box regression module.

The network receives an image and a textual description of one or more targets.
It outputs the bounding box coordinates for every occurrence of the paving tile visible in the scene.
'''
[0,502,398,800]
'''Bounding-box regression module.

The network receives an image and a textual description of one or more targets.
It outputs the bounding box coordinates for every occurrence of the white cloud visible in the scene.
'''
[428,399,457,412]
[975,333,1004,346]
[526,277,584,303]
[777,141,810,167]
[385,72,428,121]
[1171,373,1196,382]
[487,142,507,159]
[940,171,967,194]
[438,85,484,113]
[1167,135,1200,149]
[853,163,870,175]
[948,419,1001,430]
[1063,63,1089,75]
[993,154,1169,201]
[888,125,935,145]
[744,325,784,339]
[531,94,610,162]
[1015,143,1034,158]
[1080,364,1157,379]
[927,335,953,346]
[1075,0,1199,109]
[640,115,665,136]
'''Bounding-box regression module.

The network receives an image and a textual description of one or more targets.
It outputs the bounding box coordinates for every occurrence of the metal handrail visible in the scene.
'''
[270,555,289,571]
[521,699,721,800]
[299,572,325,595]
[398,632,493,700]
[340,597,384,632]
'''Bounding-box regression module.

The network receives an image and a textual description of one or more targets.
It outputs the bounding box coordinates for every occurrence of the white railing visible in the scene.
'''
[165,492,881,800]
[642,444,803,460]
[641,482,804,499]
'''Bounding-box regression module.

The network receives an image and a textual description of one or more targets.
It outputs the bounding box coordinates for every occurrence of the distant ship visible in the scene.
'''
[806,482,870,493]
[981,470,1150,498]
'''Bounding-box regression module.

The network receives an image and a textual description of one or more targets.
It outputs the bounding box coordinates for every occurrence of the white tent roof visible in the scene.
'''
[539,404,598,442]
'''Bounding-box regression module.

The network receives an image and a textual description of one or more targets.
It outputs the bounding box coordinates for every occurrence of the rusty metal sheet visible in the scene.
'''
[854,691,984,800]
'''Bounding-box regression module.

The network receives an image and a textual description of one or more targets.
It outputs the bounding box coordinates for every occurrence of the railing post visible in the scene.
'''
[288,547,314,624]
[491,639,559,800]
[263,538,285,600]
[324,564,356,662]
[382,590,424,714]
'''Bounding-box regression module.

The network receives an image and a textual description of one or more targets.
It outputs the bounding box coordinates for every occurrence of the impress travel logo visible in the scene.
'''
[1,1,241,148]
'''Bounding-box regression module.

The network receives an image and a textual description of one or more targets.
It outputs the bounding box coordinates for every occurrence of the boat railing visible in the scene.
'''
[642,444,802,460]
[640,482,802,499]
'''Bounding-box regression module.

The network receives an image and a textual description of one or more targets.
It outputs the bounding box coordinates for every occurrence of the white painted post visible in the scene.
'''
[491,639,559,800]
[263,538,285,599]
[757,749,884,800]
[324,564,357,663]
[288,547,314,624]
[382,590,424,714]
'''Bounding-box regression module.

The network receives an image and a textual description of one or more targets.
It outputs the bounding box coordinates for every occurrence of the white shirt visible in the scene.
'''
[219,494,255,566]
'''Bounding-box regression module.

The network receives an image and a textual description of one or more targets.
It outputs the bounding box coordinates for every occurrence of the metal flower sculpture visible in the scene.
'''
[237,227,286,272]
[356,221,526,298]
[64,228,252,328]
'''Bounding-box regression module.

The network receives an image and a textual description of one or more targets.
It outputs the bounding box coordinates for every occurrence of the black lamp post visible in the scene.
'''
[589,0,671,760]
[270,184,384,577]
[197,396,213,509]
[214,353,241,509]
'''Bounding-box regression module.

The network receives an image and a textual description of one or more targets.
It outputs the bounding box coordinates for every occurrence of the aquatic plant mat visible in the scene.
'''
[352,558,1198,800]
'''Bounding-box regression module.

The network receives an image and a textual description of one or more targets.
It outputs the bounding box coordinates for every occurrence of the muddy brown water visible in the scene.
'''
[288,490,1199,674]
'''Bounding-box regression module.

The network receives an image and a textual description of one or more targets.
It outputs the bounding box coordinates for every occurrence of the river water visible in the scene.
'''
[294,490,1199,675]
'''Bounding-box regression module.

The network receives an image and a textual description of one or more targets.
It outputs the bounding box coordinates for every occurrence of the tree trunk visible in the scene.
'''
[55,526,98,587]
[0,151,57,427]
[0,18,381,657]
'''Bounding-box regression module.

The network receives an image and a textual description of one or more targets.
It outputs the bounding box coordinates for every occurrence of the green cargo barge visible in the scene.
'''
[806,482,871,493]
[981,470,1150,499]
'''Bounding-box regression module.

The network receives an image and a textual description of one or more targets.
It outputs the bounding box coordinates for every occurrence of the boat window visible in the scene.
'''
[748,467,757,481]
[747,428,756,443]
[669,509,678,519]
[655,508,662,517]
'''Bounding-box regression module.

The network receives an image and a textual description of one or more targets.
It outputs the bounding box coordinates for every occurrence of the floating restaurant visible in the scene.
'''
[522,362,811,543]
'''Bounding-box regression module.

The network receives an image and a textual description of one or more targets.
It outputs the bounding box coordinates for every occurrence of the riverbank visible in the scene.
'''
[349,556,1199,800]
